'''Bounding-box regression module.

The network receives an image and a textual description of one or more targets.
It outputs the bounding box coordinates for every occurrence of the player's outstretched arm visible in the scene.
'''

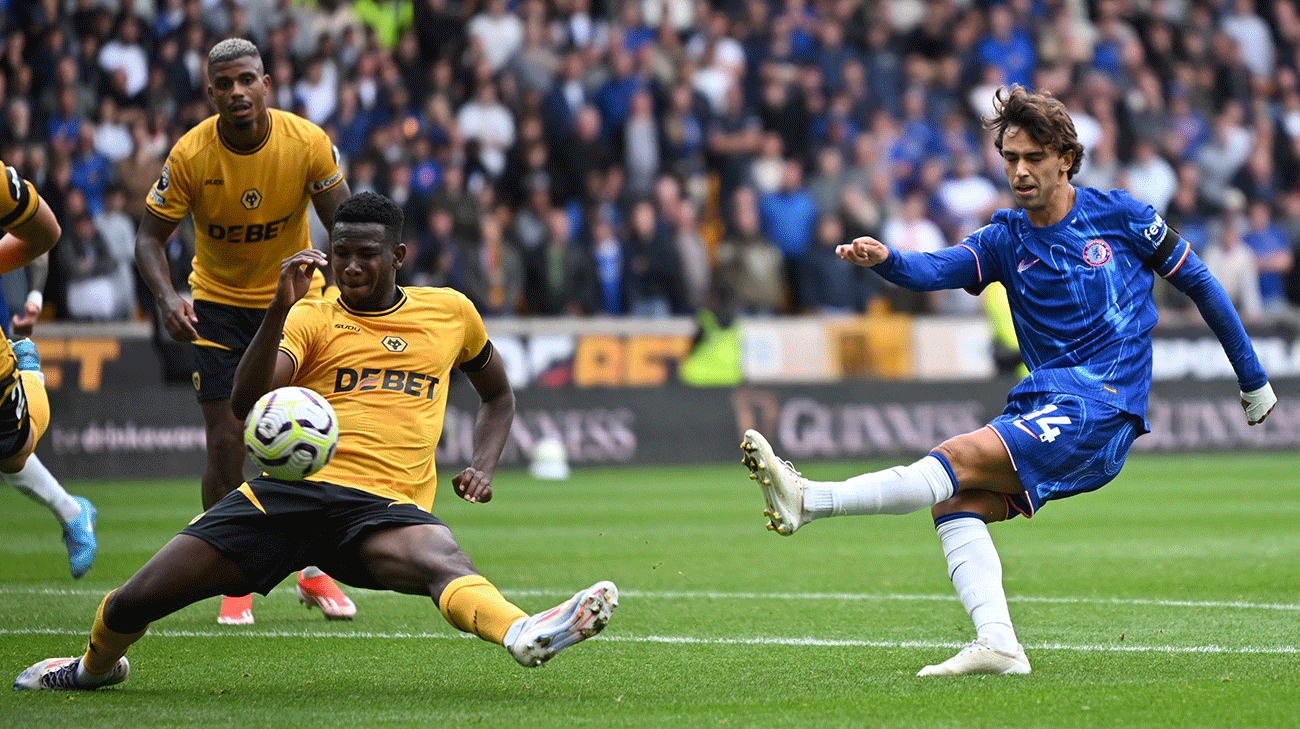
[0,190,60,274]
[1163,245,1275,426]
[134,211,198,342]
[836,236,890,267]
[230,249,325,418]
[451,345,515,504]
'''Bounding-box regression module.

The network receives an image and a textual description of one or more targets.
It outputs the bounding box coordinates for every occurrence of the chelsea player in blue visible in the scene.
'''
[740,86,1277,676]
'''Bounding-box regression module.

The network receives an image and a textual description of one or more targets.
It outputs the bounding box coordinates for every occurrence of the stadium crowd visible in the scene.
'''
[3,0,1300,323]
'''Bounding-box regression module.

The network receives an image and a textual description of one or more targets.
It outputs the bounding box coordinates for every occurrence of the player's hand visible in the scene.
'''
[275,249,329,308]
[836,236,890,267]
[452,467,493,504]
[10,301,40,338]
[161,295,199,342]
[1241,382,1277,425]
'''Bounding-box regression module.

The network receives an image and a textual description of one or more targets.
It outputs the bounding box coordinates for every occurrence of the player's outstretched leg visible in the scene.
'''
[741,429,808,535]
[506,581,619,667]
[14,655,130,691]
[297,568,356,620]
[916,638,1030,676]
[60,495,97,578]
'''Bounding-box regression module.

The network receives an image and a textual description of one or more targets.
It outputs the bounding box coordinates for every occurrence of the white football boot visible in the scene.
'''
[508,581,618,667]
[916,638,1031,676]
[741,429,808,535]
[14,656,130,690]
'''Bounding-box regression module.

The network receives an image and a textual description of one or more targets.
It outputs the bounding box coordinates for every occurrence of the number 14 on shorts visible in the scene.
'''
[1013,404,1072,443]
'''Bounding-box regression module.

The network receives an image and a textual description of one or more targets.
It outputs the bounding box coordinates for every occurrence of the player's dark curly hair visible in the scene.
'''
[335,192,404,246]
[984,85,1085,179]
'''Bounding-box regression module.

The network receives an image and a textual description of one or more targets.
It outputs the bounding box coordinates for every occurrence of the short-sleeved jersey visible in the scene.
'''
[146,109,343,308]
[0,158,36,336]
[278,287,492,509]
[0,158,39,234]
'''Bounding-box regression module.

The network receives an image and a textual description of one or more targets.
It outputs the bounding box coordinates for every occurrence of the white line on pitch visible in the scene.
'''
[1,627,1295,654]
[1,585,1296,612]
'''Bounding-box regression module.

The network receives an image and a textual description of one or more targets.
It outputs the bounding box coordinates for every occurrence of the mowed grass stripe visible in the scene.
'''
[3,626,1295,654]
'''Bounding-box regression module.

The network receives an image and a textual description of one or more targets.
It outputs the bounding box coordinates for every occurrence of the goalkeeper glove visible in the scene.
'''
[1240,382,1277,425]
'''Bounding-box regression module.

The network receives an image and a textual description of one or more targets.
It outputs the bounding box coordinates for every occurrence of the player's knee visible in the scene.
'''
[930,490,1007,523]
[102,588,148,634]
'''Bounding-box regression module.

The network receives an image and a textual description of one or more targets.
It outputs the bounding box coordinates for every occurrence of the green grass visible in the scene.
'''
[2,454,1299,728]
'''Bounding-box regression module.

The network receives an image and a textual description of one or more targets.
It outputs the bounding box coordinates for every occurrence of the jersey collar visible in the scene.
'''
[338,287,407,317]
[217,110,274,156]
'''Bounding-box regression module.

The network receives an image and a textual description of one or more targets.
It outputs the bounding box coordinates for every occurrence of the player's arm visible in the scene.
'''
[838,235,982,291]
[451,343,515,504]
[10,252,49,338]
[231,249,326,418]
[0,187,60,272]
[134,211,199,342]
[1156,231,1275,424]
[310,164,350,290]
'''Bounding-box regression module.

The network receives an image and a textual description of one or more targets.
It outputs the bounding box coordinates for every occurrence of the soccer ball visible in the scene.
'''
[244,386,339,480]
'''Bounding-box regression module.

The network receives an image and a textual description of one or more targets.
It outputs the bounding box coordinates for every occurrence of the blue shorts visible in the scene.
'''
[986,392,1142,519]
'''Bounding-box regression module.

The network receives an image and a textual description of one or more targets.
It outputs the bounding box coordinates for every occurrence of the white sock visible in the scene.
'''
[300,566,326,579]
[935,514,1019,653]
[4,454,80,524]
[802,454,956,519]
[503,616,527,647]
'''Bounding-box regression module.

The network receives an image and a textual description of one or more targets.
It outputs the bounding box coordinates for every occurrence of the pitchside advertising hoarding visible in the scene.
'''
[30,325,1300,479]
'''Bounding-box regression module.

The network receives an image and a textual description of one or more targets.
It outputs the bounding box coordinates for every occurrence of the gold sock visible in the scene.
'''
[83,591,148,675]
[19,371,48,443]
[437,574,527,645]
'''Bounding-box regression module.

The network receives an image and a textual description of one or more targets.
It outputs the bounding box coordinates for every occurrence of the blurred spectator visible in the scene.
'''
[1123,138,1177,216]
[1242,199,1295,313]
[527,207,598,315]
[455,77,515,180]
[92,97,133,163]
[69,125,115,217]
[61,212,128,321]
[976,2,1035,90]
[1204,209,1264,324]
[880,189,947,314]
[807,214,857,313]
[97,14,149,105]
[715,186,785,315]
[95,185,139,319]
[936,151,1001,240]
[590,215,626,316]
[469,0,524,73]
[623,87,660,198]
[623,197,685,317]
[758,158,817,312]
[354,0,414,50]
[457,210,522,317]
[673,198,710,312]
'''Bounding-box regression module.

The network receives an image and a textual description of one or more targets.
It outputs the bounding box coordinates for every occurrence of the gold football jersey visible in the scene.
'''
[278,287,492,509]
[0,158,39,233]
[0,157,39,388]
[146,109,343,308]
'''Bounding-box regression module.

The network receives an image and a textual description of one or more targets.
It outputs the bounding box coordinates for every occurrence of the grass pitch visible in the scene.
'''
[2,453,1298,728]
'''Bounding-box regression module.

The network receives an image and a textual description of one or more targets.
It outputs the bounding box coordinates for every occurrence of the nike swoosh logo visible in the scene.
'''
[1017,258,1040,272]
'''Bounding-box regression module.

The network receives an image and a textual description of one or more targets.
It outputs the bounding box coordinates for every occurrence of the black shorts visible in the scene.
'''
[179,477,447,594]
[191,300,266,403]
[0,367,31,461]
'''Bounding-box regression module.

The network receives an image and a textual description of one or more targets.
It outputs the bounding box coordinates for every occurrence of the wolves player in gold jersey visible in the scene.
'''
[0,158,98,578]
[16,192,618,691]
[135,38,354,624]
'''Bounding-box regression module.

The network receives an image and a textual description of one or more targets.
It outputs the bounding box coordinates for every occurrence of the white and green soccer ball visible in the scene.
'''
[244,386,339,480]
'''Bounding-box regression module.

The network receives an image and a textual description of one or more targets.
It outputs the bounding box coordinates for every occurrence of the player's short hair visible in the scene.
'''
[335,192,404,247]
[985,85,1086,179]
[208,38,262,74]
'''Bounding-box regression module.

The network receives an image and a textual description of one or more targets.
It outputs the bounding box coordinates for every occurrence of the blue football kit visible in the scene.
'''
[872,187,1268,516]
